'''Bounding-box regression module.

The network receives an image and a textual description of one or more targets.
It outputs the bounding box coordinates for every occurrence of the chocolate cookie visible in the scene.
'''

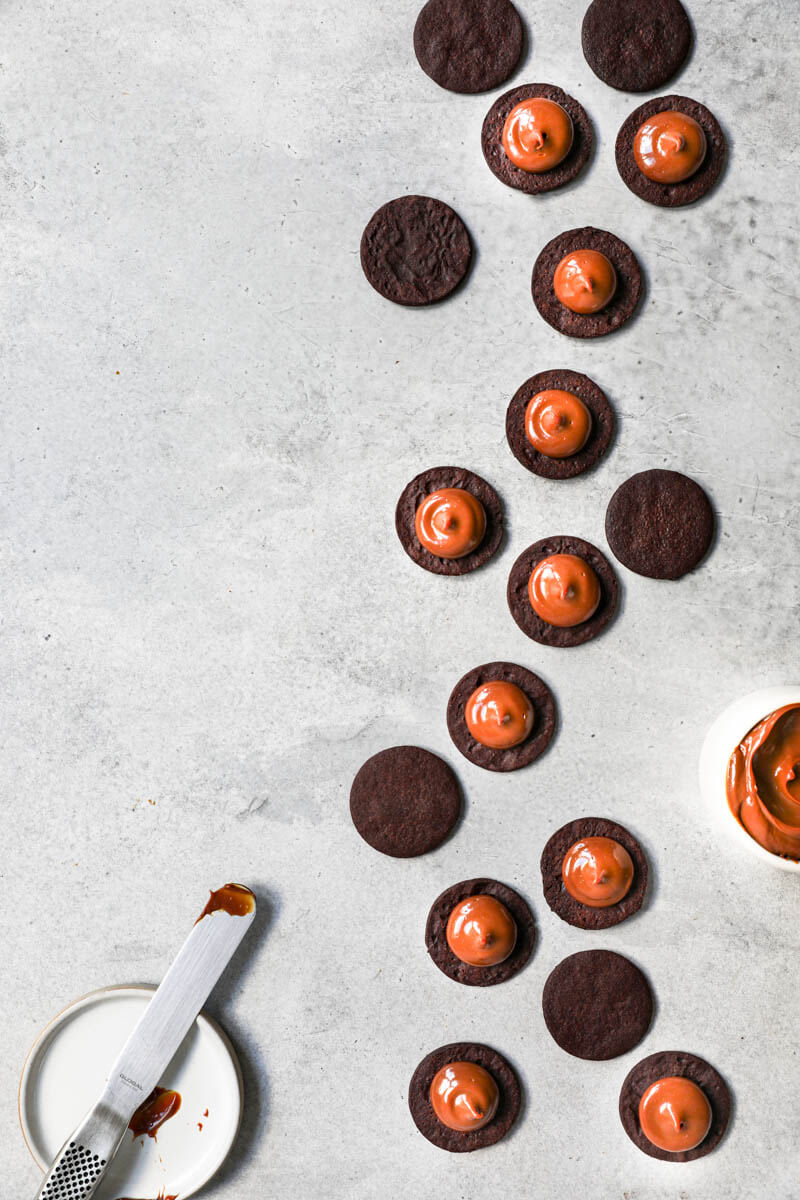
[446,661,556,772]
[481,84,593,194]
[616,95,726,207]
[506,369,614,479]
[581,0,692,92]
[360,196,471,306]
[532,227,642,338]
[396,466,503,576]
[507,535,618,648]
[540,817,648,929]
[605,468,714,579]
[542,949,653,1060]
[350,746,461,858]
[409,1042,521,1151]
[426,878,535,986]
[413,0,523,94]
[619,1051,731,1161]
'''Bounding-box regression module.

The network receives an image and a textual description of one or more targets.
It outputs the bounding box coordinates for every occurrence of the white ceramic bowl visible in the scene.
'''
[19,985,244,1199]
[699,685,800,873]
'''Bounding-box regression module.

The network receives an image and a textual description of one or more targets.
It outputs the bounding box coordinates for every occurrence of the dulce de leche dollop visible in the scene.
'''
[197,882,255,922]
[502,97,574,173]
[562,837,634,907]
[553,249,617,314]
[430,1061,499,1132]
[634,110,707,184]
[528,553,600,627]
[128,1087,182,1141]
[525,389,592,459]
[638,1076,712,1153]
[415,488,486,559]
[726,703,800,859]
[446,893,517,966]
[465,680,534,749]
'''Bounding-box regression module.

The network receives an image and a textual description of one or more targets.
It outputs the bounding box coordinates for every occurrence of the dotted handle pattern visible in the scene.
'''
[37,1142,107,1200]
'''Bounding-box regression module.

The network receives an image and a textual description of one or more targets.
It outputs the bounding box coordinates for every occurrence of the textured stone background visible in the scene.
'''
[3,0,799,1196]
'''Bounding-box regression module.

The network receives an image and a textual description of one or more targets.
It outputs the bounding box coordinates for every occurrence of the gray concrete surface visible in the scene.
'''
[3,0,799,1196]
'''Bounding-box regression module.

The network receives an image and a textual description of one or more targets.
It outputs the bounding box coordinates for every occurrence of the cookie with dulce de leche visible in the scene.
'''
[426,877,536,986]
[409,1041,521,1151]
[540,817,648,929]
[616,95,726,207]
[506,369,614,479]
[481,83,593,194]
[532,226,642,338]
[447,661,556,772]
[396,465,503,575]
[507,535,619,648]
[619,1051,731,1161]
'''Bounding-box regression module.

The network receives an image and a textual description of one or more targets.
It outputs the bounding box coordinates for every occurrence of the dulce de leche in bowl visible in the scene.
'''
[700,687,800,870]
[727,705,800,860]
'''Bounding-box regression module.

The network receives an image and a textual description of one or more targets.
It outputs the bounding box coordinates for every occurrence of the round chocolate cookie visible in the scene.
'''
[413,0,523,94]
[446,661,556,772]
[426,878,535,986]
[481,84,593,194]
[350,746,461,858]
[409,1042,521,1151]
[581,0,692,92]
[616,95,726,207]
[540,817,648,929]
[360,196,471,306]
[531,227,642,339]
[506,369,614,479]
[605,468,714,579]
[619,1051,731,1161]
[507,535,618,648]
[396,465,503,576]
[542,949,653,1060]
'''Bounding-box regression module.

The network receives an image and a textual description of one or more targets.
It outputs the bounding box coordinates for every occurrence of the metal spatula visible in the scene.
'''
[34,883,256,1200]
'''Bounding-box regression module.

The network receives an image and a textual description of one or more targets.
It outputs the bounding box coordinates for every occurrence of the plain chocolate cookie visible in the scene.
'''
[616,95,726,207]
[542,949,653,1060]
[360,196,471,306]
[619,1050,731,1161]
[582,0,692,92]
[531,227,642,338]
[396,465,503,575]
[447,661,556,771]
[506,369,614,479]
[350,746,461,857]
[426,877,535,986]
[409,1041,521,1151]
[540,817,648,929]
[507,535,619,648]
[605,468,714,579]
[481,84,593,194]
[413,0,523,93]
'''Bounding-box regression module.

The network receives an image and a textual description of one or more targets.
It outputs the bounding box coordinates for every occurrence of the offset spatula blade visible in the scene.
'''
[34,883,255,1200]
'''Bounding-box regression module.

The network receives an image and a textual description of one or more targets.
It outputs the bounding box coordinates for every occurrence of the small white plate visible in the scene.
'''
[19,985,243,1199]
[699,685,800,873]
